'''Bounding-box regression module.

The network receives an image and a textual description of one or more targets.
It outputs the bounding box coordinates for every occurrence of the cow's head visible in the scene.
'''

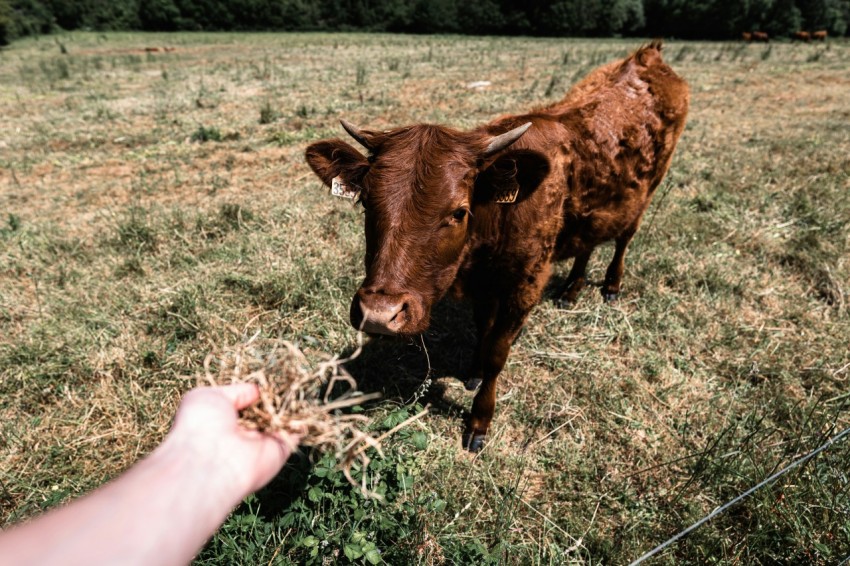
[305,119,543,336]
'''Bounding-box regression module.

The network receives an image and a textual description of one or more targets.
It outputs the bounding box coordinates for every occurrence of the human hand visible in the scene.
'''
[0,384,300,566]
[164,384,300,498]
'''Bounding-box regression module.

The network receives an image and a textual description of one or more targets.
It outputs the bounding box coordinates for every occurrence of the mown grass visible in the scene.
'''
[1,32,849,564]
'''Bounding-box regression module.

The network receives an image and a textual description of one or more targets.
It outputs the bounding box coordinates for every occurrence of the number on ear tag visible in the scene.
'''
[494,186,519,204]
[331,176,358,200]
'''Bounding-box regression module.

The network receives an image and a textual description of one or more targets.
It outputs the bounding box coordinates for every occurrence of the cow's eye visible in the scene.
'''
[451,208,467,222]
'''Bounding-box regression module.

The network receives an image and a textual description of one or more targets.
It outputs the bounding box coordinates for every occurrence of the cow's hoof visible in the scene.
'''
[603,291,619,303]
[464,377,482,391]
[512,326,525,345]
[463,432,487,452]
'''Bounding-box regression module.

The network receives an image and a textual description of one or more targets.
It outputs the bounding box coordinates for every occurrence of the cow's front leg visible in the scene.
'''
[463,260,552,451]
[464,296,498,392]
[463,310,527,452]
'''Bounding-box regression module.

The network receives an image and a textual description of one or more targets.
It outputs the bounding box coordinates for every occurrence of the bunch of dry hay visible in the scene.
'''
[200,337,426,497]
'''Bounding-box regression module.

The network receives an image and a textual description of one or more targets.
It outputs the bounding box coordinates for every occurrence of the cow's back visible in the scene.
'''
[559,43,688,182]
[549,43,689,256]
[465,43,688,286]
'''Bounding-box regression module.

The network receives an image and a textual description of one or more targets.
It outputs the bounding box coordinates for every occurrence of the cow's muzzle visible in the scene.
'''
[350,288,420,335]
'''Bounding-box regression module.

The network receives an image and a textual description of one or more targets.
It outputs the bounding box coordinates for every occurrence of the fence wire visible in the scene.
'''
[629,425,850,566]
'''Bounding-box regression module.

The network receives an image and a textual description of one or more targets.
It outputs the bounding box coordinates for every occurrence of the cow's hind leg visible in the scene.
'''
[602,225,639,302]
[556,250,592,305]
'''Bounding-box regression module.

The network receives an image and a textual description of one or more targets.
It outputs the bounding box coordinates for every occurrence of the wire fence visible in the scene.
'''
[629,424,850,566]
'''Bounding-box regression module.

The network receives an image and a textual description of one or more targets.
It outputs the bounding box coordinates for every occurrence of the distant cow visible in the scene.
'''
[792,31,811,42]
[752,31,770,42]
[742,32,752,42]
[813,30,828,41]
[305,42,689,450]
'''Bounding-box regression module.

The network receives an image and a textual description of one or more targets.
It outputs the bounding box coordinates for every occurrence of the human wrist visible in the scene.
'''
[152,430,251,512]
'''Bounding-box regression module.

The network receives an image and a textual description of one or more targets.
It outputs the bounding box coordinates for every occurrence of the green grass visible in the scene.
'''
[1,31,849,564]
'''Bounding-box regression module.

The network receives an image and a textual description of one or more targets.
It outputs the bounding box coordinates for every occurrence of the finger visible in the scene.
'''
[248,437,292,492]
[240,426,302,450]
[270,430,302,451]
[214,383,260,410]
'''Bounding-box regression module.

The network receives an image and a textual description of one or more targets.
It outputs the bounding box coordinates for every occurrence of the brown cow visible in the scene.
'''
[813,30,828,41]
[305,42,689,451]
[742,32,752,42]
[752,31,770,42]
[792,31,811,42]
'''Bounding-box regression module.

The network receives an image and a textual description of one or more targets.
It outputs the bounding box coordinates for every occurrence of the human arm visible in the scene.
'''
[0,383,298,566]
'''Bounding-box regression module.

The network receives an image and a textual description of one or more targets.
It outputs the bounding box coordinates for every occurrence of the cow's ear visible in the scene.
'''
[305,139,369,199]
[475,150,550,205]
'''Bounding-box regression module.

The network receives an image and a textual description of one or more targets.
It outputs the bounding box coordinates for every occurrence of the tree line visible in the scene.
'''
[2,0,849,46]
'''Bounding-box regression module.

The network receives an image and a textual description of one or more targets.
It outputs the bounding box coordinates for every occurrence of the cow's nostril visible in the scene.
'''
[350,297,365,328]
[390,301,409,323]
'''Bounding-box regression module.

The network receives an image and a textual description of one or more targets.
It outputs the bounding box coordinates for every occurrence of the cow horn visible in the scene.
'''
[340,119,374,150]
[484,122,532,155]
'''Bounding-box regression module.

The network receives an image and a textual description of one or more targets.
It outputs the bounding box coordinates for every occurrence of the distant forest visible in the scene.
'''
[2,0,849,45]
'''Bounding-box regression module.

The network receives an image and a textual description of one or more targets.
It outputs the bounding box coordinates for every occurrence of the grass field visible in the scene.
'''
[1,31,849,564]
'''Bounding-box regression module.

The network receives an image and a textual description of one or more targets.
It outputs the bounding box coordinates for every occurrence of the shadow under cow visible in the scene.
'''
[337,297,478,418]
[334,273,581,411]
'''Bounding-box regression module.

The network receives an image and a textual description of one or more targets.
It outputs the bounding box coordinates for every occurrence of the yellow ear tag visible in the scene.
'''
[331,176,358,200]
[494,186,519,204]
